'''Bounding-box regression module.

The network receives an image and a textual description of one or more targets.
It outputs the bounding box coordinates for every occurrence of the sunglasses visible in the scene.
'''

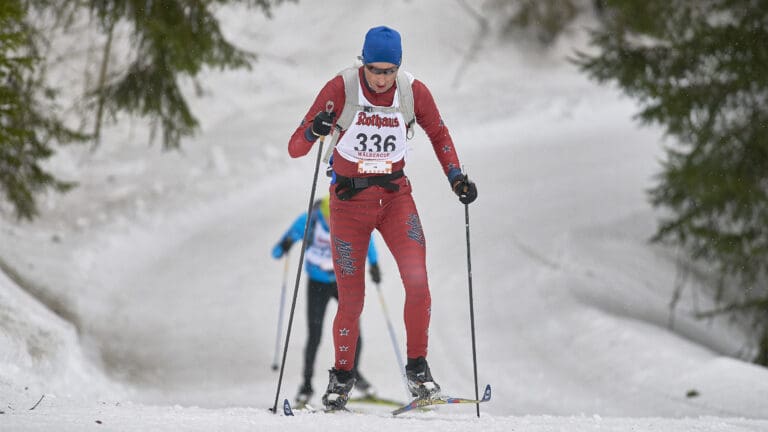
[365,65,399,76]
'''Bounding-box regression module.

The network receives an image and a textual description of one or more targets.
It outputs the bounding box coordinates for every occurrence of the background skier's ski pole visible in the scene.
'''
[271,254,290,371]
[464,200,481,417]
[374,281,410,398]
[270,101,333,414]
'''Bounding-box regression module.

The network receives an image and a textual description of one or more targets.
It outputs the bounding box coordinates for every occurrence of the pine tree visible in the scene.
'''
[1,0,285,219]
[1,0,83,220]
[83,0,280,149]
[575,0,768,365]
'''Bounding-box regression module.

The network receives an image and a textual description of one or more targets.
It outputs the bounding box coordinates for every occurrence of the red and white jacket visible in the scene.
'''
[288,67,461,180]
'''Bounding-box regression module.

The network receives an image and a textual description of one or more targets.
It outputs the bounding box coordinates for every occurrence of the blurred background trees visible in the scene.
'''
[1,0,82,220]
[487,0,768,366]
[574,0,768,366]
[1,0,287,219]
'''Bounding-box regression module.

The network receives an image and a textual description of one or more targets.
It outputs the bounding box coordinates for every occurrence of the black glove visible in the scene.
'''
[369,263,381,284]
[311,111,336,137]
[271,237,294,259]
[451,174,478,204]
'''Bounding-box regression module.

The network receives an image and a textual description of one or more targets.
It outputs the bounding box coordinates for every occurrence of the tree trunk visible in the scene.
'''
[91,17,115,151]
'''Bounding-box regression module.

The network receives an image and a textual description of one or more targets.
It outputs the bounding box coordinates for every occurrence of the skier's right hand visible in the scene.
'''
[271,237,294,259]
[311,111,336,137]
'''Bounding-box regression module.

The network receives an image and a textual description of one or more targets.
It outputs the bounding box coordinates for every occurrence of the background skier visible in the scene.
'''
[272,195,382,407]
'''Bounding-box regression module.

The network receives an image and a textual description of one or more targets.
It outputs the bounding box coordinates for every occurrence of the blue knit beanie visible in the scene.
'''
[361,26,402,66]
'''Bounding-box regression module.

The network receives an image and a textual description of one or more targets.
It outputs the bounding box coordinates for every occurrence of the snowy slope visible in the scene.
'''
[1,1,768,431]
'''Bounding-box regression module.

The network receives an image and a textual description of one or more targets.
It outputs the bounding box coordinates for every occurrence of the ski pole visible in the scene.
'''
[373,281,410,398]
[464,201,481,417]
[271,254,291,371]
[270,101,333,414]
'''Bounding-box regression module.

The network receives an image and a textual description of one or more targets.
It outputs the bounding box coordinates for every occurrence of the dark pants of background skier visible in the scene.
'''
[303,279,362,385]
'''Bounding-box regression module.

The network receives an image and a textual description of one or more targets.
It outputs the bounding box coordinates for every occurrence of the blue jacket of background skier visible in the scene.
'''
[272,201,378,284]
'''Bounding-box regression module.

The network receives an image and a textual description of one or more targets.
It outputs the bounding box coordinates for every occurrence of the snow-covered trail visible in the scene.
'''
[75,174,315,407]
[8,400,768,432]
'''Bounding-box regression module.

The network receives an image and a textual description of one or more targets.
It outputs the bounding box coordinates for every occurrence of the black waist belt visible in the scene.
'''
[334,170,404,201]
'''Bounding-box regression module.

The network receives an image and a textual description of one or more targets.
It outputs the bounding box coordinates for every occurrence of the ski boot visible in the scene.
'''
[321,368,356,411]
[294,382,313,409]
[405,357,441,399]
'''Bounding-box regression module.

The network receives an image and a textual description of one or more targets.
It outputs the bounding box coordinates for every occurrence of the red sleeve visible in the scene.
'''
[412,79,461,176]
[288,76,346,158]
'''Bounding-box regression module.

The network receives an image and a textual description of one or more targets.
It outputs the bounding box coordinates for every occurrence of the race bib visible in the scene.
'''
[335,86,408,165]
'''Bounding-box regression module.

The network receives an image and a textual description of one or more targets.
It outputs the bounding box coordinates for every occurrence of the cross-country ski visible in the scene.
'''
[392,384,492,416]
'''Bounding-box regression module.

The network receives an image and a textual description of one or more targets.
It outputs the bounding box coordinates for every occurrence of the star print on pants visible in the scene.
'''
[339,328,350,336]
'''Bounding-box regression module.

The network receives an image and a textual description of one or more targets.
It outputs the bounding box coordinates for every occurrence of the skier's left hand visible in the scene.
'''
[369,263,382,284]
[451,174,478,204]
[271,237,294,259]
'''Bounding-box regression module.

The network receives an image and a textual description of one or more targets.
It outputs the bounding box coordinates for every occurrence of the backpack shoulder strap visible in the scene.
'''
[323,67,358,163]
[335,67,361,132]
[396,71,415,134]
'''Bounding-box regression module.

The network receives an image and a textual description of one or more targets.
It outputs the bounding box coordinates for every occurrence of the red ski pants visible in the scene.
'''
[329,175,431,372]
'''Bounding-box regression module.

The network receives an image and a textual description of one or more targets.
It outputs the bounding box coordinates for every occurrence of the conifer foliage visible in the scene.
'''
[1,0,284,219]
[575,0,768,365]
[87,0,275,149]
[1,0,81,220]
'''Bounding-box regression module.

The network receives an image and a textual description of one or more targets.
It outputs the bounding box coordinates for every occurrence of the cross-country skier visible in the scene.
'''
[287,25,478,410]
[272,195,382,407]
